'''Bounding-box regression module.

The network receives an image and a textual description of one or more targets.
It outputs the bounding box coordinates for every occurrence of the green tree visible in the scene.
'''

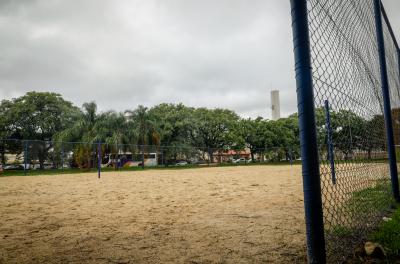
[125,105,159,146]
[54,102,100,169]
[238,118,276,162]
[55,102,98,142]
[148,103,194,164]
[2,92,78,168]
[8,92,79,140]
[331,109,366,159]
[190,108,239,161]
[94,110,137,160]
[0,99,15,164]
[362,114,386,159]
[273,115,300,160]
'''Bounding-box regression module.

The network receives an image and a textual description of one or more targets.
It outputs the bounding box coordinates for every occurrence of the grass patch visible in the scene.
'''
[346,181,394,213]
[0,161,299,177]
[330,181,394,239]
[325,182,395,263]
[370,205,400,256]
[328,225,353,237]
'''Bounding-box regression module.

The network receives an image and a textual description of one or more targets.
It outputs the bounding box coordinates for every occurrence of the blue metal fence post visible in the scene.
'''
[324,100,336,185]
[207,147,210,166]
[98,143,101,178]
[398,49,400,145]
[115,144,119,170]
[141,145,145,169]
[161,146,164,166]
[92,143,96,171]
[24,141,28,176]
[374,0,400,202]
[290,0,326,262]
[398,49,400,146]
[61,142,64,172]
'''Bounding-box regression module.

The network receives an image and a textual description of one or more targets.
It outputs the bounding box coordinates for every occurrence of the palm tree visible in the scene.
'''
[125,105,160,146]
[53,102,103,169]
[95,111,137,168]
[125,106,160,168]
[54,102,98,142]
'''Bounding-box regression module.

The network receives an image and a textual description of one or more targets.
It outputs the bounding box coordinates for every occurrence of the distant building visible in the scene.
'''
[271,90,280,120]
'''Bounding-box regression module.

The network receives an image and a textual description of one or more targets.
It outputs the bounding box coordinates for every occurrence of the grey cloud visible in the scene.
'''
[0,0,399,118]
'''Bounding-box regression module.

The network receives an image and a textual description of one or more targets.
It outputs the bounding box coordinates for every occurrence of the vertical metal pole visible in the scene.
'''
[61,142,64,172]
[24,141,28,176]
[397,49,400,148]
[115,144,119,170]
[324,100,336,185]
[161,146,164,166]
[207,147,210,166]
[397,49,400,146]
[374,0,400,202]
[95,144,98,171]
[98,143,101,178]
[290,0,326,263]
[141,145,145,169]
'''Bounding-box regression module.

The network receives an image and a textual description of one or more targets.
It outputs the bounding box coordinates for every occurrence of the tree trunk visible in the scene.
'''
[39,157,44,169]
[208,149,213,164]
[0,150,5,164]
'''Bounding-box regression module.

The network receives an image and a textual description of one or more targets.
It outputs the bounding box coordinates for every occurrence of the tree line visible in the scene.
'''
[0,92,387,167]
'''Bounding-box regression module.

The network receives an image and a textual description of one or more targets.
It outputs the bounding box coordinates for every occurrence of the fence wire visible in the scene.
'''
[0,139,298,175]
[307,0,398,262]
[382,10,400,167]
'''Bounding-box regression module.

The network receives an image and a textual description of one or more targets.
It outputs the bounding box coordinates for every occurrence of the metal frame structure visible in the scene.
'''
[289,0,326,262]
[290,0,400,262]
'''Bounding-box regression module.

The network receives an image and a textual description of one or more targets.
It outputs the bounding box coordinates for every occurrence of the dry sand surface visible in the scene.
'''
[0,165,306,264]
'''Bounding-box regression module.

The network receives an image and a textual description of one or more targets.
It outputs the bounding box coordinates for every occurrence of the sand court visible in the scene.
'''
[0,165,306,263]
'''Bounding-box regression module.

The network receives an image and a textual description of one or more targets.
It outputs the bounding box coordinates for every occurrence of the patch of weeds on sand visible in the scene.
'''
[328,225,353,237]
[346,180,393,214]
[370,205,400,257]
[325,182,395,263]
[345,205,400,263]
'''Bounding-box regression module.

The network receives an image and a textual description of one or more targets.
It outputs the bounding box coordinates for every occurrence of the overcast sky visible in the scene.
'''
[0,0,399,118]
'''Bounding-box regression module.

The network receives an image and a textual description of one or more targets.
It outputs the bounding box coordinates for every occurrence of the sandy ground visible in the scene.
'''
[0,165,306,264]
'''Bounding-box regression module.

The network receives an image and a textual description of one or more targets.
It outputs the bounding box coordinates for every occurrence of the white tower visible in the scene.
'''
[271,90,280,120]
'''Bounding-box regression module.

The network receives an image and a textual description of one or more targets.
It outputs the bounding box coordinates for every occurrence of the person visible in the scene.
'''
[0,164,3,175]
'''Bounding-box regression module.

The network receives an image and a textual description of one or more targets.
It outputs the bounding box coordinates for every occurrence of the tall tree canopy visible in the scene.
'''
[0,92,78,166]
[2,92,78,141]
[2,91,388,166]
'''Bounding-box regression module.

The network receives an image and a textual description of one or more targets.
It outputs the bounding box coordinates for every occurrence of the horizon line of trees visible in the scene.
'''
[0,91,387,168]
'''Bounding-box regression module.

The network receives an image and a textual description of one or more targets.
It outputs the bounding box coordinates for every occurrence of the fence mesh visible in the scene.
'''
[382,10,400,167]
[0,139,298,176]
[306,0,398,262]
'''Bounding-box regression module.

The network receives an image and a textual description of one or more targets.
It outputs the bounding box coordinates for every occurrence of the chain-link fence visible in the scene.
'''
[382,6,400,174]
[291,0,400,262]
[0,138,298,176]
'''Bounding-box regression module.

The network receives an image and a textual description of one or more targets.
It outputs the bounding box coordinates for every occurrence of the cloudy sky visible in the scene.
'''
[0,0,399,118]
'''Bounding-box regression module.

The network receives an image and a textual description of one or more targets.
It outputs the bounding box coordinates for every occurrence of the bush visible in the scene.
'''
[73,145,92,170]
